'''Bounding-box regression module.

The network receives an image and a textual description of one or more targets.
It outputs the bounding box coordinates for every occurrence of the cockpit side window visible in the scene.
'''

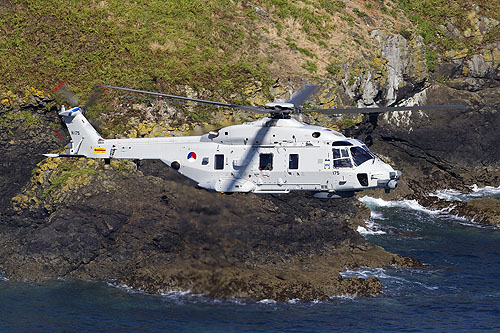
[332,148,353,168]
[334,158,352,168]
[350,147,373,166]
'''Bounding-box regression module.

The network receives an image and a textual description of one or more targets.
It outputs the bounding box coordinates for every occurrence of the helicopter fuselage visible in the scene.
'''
[51,107,400,198]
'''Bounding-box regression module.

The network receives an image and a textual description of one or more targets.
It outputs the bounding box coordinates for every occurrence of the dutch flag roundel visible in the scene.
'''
[187,151,197,162]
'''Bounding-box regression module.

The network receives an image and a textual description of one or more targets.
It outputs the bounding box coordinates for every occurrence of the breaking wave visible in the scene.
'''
[358,196,448,215]
[106,281,149,295]
[106,281,200,299]
[258,299,277,304]
[340,268,438,295]
[357,220,387,235]
[359,196,485,229]
[430,185,500,202]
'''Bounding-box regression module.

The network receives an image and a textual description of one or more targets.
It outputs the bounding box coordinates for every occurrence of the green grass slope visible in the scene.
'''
[0,0,271,98]
[1,0,497,101]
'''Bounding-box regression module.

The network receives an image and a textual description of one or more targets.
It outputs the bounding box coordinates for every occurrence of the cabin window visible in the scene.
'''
[202,157,209,165]
[259,153,273,170]
[289,154,299,169]
[215,154,224,170]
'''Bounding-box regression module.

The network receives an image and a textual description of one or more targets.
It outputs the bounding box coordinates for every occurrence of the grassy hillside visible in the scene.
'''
[0,0,272,98]
[1,0,497,104]
[0,0,414,98]
[399,0,500,48]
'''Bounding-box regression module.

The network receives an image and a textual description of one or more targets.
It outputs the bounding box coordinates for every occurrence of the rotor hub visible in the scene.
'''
[264,102,295,110]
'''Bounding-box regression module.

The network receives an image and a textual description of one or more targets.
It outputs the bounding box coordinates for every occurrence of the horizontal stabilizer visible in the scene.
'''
[43,154,86,158]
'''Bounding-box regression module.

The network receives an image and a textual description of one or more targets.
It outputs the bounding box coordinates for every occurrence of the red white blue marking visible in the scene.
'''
[187,151,197,162]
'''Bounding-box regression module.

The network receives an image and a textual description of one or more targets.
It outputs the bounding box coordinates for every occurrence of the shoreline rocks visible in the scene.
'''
[0,99,426,300]
[0,158,423,300]
[2,77,498,300]
[419,196,500,227]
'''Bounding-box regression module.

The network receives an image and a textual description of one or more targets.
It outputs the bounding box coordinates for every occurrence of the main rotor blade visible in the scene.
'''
[286,85,319,107]
[99,84,268,114]
[303,104,467,115]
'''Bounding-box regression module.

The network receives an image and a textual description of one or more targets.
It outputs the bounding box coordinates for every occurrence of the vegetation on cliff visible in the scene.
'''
[0,0,272,96]
[1,0,499,299]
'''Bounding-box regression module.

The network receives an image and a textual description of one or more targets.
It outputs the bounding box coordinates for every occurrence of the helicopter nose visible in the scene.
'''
[389,170,402,180]
[384,170,401,193]
[374,169,401,191]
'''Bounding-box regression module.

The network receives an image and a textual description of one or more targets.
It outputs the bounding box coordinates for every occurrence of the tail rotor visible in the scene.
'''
[54,81,107,114]
[54,81,79,107]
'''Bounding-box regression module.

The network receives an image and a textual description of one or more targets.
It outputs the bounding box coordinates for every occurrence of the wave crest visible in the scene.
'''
[359,196,447,215]
[430,185,500,202]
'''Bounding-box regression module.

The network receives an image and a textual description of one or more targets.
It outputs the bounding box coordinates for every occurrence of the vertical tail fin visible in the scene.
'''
[59,106,102,156]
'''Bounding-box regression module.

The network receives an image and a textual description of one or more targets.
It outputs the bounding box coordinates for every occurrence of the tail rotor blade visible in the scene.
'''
[54,81,79,106]
[84,85,107,110]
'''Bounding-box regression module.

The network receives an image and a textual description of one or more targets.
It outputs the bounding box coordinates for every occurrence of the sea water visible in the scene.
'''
[1,187,500,332]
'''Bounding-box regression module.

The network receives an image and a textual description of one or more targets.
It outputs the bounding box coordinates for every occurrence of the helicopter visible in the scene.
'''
[45,83,465,198]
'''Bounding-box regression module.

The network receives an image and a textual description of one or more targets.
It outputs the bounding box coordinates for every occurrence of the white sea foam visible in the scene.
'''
[370,210,386,220]
[258,299,277,304]
[106,281,146,294]
[357,220,387,235]
[455,218,499,229]
[340,267,388,279]
[106,281,258,305]
[340,268,438,293]
[430,185,500,202]
[106,281,202,299]
[159,289,194,298]
[359,196,447,215]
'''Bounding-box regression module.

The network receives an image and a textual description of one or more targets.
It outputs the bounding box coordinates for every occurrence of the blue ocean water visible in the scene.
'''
[1,187,500,332]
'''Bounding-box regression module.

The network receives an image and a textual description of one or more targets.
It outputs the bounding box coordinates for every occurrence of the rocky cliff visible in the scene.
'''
[1,0,499,300]
[338,23,500,221]
[0,96,421,301]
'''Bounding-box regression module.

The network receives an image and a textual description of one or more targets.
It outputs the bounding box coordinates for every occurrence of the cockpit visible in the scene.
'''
[332,140,376,168]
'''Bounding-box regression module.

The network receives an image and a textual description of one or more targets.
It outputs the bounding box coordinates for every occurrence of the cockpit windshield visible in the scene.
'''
[361,145,376,158]
[350,146,374,166]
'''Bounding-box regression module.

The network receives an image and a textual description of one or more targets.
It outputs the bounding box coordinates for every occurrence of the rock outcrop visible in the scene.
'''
[420,196,500,227]
[334,29,500,203]
[0,100,421,301]
[452,198,500,226]
[342,30,429,108]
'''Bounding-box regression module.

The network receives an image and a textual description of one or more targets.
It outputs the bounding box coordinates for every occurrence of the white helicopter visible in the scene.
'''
[45,84,464,198]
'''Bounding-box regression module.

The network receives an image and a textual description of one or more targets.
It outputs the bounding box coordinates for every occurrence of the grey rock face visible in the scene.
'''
[468,54,490,78]
[343,30,429,108]
[372,30,409,105]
